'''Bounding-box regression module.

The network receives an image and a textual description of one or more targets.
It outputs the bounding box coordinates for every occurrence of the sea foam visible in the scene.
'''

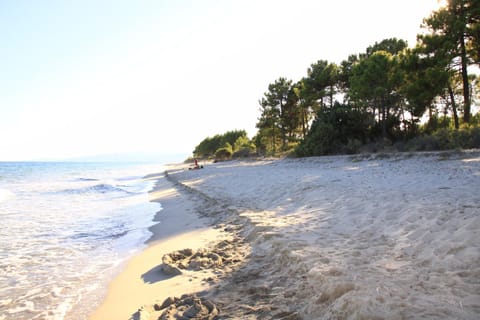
[0,188,14,203]
[0,162,164,320]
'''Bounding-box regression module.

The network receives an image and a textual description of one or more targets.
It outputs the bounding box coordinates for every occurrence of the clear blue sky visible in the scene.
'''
[0,0,441,161]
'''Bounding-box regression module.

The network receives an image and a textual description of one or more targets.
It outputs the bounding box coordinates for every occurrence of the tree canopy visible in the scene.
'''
[193,1,480,158]
[193,130,248,158]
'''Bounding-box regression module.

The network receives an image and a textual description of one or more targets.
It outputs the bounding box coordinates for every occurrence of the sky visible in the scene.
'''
[0,0,443,161]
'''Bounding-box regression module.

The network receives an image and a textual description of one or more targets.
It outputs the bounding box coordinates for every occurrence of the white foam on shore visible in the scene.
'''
[0,162,164,320]
[0,188,14,203]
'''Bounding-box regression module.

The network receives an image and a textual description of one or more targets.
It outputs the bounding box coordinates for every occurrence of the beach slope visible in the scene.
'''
[167,152,480,319]
[91,151,480,319]
[89,171,232,320]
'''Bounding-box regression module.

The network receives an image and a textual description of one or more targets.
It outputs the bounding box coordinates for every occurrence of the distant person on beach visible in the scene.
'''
[190,158,203,170]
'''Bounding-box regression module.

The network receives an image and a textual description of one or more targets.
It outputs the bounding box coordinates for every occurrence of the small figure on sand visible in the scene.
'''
[189,158,203,170]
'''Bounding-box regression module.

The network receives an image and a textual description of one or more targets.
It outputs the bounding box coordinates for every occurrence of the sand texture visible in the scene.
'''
[89,172,245,320]
[91,151,480,319]
[163,151,480,319]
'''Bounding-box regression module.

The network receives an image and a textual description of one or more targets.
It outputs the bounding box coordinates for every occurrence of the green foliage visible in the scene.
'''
[338,54,359,94]
[304,60,339,109]
[295,121,335,156]
[420,0,478,122]
[406,126,480,151]
[214,142,233,160]
[233,135,249,151]
[398,48,450,123]
[365,38,408,57]
[193,130,247,158]
[256,77,301,153]
[295,103,371,156]
[196,4,480,160]
[232,136,256,158]
[252,132,267,156]
[350,51,394,103]
[349,50,404,139]
[346,139,363,155]
[422,115,455,134]
[467,0,480,65]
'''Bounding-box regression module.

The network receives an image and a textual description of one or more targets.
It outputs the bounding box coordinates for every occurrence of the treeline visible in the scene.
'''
[193,130,256,159]
[194,0,480,158]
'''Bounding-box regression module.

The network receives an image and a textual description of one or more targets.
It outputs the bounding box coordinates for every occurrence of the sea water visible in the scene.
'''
[0,162,164,320]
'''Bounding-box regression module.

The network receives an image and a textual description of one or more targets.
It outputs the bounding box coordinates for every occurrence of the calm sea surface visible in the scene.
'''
[0,162,164,320]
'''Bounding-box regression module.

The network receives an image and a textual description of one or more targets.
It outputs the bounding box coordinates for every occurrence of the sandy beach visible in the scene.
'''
[89,171,239,320]
[90,151,480,319]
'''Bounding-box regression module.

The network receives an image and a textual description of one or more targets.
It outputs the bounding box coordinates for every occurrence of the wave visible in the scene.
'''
[61,183,134,195]
[71,230,129,241]
[74,177,100,182]
[90,184,132,194]
[69,219,130,244]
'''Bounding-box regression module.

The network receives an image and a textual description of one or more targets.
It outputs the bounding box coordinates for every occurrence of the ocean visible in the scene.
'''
[0,162,165,320]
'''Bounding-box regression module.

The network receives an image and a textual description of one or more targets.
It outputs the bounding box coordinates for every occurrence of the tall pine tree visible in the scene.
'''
[420,0,479,123]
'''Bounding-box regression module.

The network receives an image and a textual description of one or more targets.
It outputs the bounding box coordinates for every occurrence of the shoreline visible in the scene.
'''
[90,151,480,319]
[88,168,234,320]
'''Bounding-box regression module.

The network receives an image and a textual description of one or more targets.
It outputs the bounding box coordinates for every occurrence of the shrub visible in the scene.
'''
[194,130,248,158]
[432,129,451,149]
[470,127,480,147]
[215,143,233,161]
[295,121,337,156]
[215,148,232,160]
[233,136,256,158]
[295,103,371,156]
[404,125,480,152]
[407,135,435,151]
[232,148,253,158]
[345,139,362,154]
[450,129,471,149]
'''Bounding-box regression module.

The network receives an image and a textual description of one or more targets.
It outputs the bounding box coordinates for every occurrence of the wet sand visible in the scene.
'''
[88,171,234,320]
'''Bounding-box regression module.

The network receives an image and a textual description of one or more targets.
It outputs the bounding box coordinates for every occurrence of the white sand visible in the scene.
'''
[89,151,480,319]
[165,151,480,319]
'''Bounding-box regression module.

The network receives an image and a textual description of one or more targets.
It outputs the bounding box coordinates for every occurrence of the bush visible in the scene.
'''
[232,148,254,158]
[345,139,362,154]
[295,122,337,156]
[295,103,371,156]
[406,135,440,151]
[432,129,450,149]
[405,125,480,151]
[194,130,248,158]
[450,129,471,149]
[422,115,452,134]
[215,142,233,161]
[215,148,232,160]
[470,127,480,147]
[232,136,256,158]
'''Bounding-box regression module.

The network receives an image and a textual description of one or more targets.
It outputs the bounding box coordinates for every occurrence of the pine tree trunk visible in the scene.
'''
[330,84,334,108]
[448,84,460,130]
[381,98,387,139]
[460,32,471,123]
[271,122,276,154]
[301,105,307,138]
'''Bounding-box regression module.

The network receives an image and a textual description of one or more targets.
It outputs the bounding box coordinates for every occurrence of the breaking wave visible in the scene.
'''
[60,183,134,195]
